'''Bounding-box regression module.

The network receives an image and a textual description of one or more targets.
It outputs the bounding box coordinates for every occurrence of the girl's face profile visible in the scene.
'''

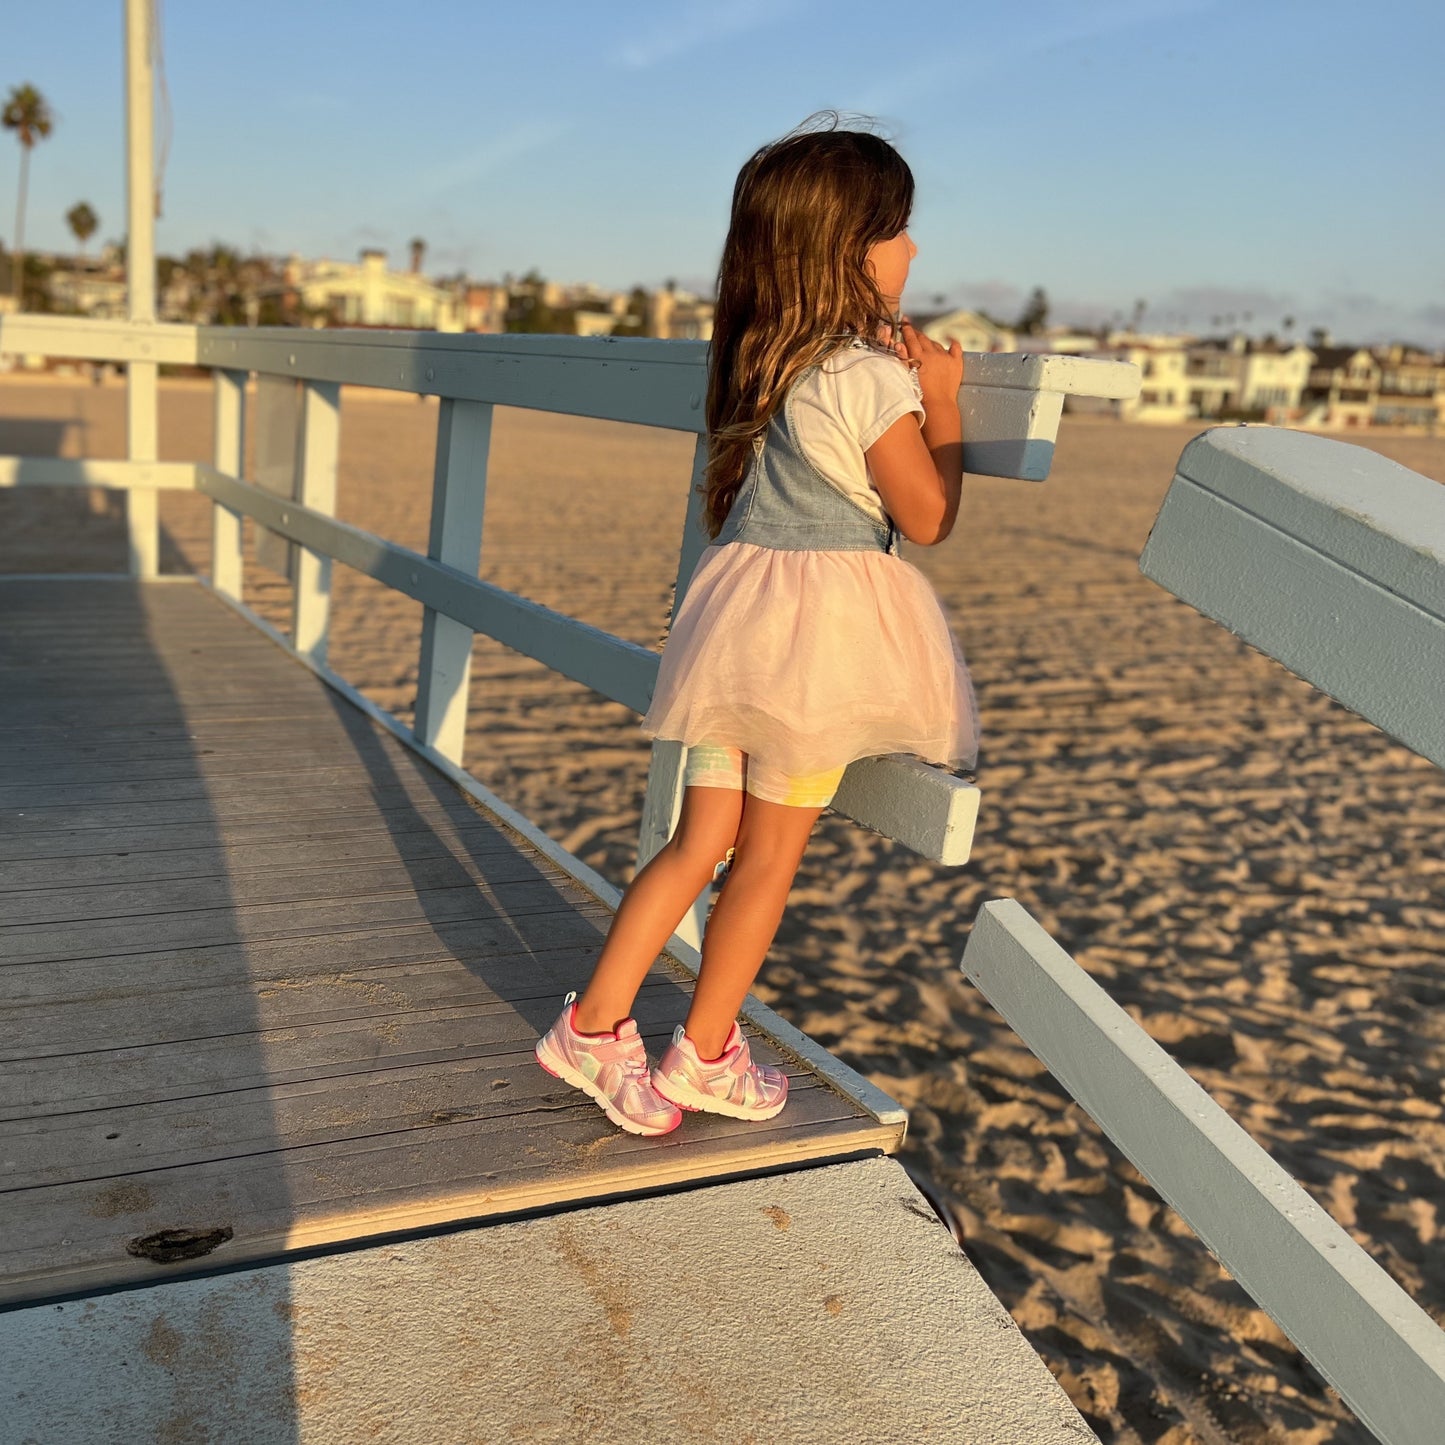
[865,229,917,311]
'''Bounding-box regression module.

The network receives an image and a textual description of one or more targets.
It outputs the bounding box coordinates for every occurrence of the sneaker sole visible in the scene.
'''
[651,1070,788,1122]
[535,1037,681,1137]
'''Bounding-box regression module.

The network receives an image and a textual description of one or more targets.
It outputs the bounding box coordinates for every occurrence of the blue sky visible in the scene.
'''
[6,0,1443,343]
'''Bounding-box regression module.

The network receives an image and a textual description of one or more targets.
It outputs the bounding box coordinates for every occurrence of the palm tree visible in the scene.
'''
[66,201,98,257]
[3,83,55,305]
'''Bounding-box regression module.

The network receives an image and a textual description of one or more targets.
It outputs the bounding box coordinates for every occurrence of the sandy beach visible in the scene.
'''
[2,375,1441,1444]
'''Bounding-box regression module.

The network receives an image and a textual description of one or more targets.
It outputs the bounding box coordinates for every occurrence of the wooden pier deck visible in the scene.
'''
[0,577,901,1308]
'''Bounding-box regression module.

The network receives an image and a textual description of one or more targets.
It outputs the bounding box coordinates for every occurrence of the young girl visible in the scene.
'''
[535,118,978,1136]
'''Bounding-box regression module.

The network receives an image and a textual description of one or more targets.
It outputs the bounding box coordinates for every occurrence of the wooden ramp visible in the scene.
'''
[0,578,901,1308]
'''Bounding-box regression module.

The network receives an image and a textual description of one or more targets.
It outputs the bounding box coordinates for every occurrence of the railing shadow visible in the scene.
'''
[311,682,693,1047]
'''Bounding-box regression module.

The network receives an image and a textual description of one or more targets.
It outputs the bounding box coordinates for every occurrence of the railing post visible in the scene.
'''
[291,380,341,665]
[210,369,247,603]
[415,398,493,763]
[124,0,158,578]
[635,433,711,947]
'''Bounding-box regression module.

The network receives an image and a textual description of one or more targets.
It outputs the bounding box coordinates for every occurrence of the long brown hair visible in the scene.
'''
[702,115,914,537]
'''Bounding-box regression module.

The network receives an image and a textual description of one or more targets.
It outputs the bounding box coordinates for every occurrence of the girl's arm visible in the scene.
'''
[865,321,964,546]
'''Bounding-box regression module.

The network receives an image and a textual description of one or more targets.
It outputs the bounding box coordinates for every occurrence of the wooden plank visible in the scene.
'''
[0,761,475,809]
[962,898,1445,1445]
[0,722,395,768]
[126,358,159,578]
[252,372,300,578]
[831,754,980,868]
[190,327,1137,482]
[414,397,492,763]
[0,747,455,790]
[0,876,593,965]
[3,1050,824,1189]
[0,815,515,890]
[210,369,246,602]
[3,1006,806,1130]
[1140,428,1445,767]
[292,379,341,665]
[0,801,516,863]
[0,313,198,364]
[1166,425,1445,617]
[2,945,620,1059]
[197,327,711,432]
[2,755,484,819]
[197,463,661,711]
[0,458,196,490]
[2,920,610,1021]
[0,846,558,926]
[0,1089,879,1308]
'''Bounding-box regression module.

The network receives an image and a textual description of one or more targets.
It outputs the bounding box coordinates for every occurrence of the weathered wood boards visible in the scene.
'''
[962,899,1445,1445]
[0,579,901,1309]
[1140,426,1445,767]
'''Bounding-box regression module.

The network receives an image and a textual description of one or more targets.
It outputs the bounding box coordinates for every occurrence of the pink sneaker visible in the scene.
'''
[534,993,682,1137]
[651,1022,789,1121]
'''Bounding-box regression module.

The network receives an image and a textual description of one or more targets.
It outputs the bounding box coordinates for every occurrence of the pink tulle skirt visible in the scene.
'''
[642,541,978,778]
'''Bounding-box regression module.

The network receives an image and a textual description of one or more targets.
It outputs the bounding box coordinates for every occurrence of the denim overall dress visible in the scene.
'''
[641,361,979,782]
[713,373,902,558]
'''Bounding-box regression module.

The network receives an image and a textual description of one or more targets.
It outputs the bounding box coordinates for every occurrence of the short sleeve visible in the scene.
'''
[786,345,928,524]
[821,348,925,450]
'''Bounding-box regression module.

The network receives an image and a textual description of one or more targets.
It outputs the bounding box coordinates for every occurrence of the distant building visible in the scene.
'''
[916,309,1015,353]
[1085,334,1193,422]
[283,250,463,330]
[1302,346,1381,428]
[461,283,508,333]
[1238,338,1314,417]
[1031,327,1102,355]
[1183,335,1314,420]
[1372,344,1443,428]
[45,257,128,320]
[648,284,714,340]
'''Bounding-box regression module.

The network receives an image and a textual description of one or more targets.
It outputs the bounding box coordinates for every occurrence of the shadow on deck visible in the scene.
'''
[0,577,898,1311]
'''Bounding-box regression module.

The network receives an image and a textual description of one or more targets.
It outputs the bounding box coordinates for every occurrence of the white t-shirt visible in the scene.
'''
[789,343,925,525]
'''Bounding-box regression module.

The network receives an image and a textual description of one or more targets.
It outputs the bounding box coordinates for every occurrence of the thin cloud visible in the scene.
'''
[416,120,571,196]
[860,0,1216,113]
[609,0,803,69]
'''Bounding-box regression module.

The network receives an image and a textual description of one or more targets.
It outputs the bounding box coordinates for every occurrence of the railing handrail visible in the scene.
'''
[962,899,1445,1445]
[1,313,1141,452]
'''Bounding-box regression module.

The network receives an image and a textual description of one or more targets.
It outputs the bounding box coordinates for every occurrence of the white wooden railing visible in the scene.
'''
[963,427,1445,1445]
[0,312,1138,947]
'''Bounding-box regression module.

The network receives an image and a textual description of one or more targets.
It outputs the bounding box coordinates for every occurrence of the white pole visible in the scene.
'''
[124,0,159,577]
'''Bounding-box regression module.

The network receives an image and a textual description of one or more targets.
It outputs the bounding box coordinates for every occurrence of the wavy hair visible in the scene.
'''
[702,115,914,538]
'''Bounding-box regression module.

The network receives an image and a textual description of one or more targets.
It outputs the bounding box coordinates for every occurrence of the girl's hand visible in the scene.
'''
[898,319,964,404]
[867,320,965,546]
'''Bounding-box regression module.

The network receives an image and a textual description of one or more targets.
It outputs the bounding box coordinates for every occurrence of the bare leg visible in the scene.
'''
[572,785,742,1035]
[683,794,823,1059]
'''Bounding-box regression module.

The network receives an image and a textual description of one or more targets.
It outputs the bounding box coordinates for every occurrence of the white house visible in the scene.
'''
[1086,335,1193,422]
[917,308,1016,354]
[286,250,463,330]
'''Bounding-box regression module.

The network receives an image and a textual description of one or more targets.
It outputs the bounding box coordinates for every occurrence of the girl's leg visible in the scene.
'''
[682,793,823,1060]
[572,783,742,1035]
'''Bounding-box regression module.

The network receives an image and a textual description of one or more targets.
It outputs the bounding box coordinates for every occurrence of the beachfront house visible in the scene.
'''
[1302,345,1381,428]
[1237,337,1314,418]
[280,249,465,331]
[1183,334,1314,420]
[1373,343,1444,428]
[918,307,1017,353]
[1080,334,1193,422]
